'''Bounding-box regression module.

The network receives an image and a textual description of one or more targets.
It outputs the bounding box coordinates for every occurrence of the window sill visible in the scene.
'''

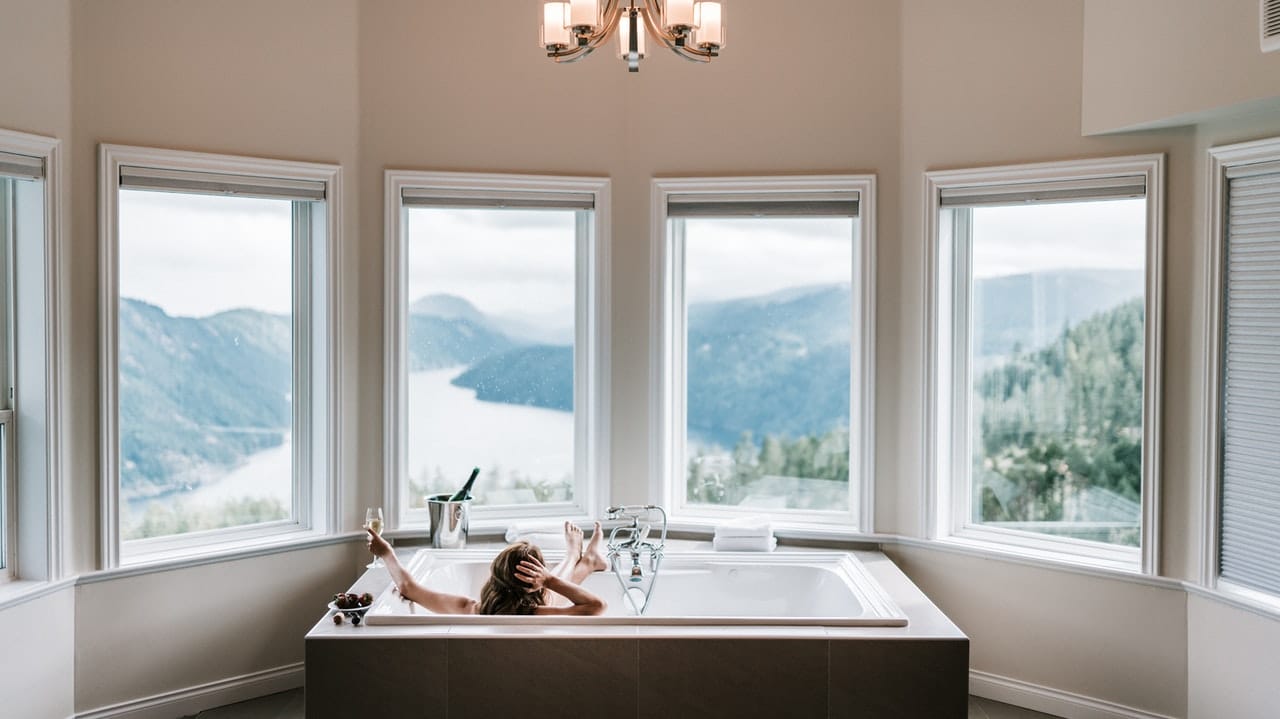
[0,577,77,612]
[662,516,884,544]
[86,530,362,583]
[899,534,1182,589]
[1186,580,1280,623]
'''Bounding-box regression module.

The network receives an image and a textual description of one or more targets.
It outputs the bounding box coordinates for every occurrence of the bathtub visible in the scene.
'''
[363,548,908,626]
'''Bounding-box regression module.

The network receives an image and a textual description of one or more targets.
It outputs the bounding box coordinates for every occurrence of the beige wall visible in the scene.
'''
[1,0,1280,716]
[73,543,362,712]
[0,589,76,718]
[890,546,1188,715]
[1187,595,1280,717]
[0,0,71,140]
[1083,0,1280,133]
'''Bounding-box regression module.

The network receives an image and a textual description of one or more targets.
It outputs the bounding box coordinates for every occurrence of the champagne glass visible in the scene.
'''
[365,507,385,569]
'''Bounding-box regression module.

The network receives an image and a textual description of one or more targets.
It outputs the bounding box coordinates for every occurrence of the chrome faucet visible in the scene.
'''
[604,505,667,600]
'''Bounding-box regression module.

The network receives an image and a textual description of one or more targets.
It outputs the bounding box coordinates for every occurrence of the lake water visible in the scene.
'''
[124,367,575,520]
[406,367,575,497]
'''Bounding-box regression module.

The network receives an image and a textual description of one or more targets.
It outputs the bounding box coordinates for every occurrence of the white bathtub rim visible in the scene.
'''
[366,548,909,627]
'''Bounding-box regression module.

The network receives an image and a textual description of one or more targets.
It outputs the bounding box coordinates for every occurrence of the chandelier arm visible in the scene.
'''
[644,0,666,33]
[550,2,622,62]
[638,5,680,44]
[577,0,624,49]
[650,31,715,62]
[638,5,714,62]
[549,44,596,62]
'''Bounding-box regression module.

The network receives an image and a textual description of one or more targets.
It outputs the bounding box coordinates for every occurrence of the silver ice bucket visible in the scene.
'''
[427,494,470,549]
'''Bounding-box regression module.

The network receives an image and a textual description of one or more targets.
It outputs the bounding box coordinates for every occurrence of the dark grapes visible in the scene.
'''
[350,614,361,626]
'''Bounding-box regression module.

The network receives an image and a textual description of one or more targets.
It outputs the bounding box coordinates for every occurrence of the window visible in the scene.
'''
[384,172,609,527]
[926,156,1163,571]
[100,145,340,566]
[0,128,61,585]
[1205,137,1280,605]
[654,177,876,528]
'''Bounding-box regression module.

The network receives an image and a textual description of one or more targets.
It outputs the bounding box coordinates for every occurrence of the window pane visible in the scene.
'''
[963,198,1146,546]
[118,190,294,540]
[681,217,854,511]
[404,207,577,508]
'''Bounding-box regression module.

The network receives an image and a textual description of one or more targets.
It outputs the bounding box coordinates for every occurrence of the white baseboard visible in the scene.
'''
[76,663,303,719]
[970,670,1178,719]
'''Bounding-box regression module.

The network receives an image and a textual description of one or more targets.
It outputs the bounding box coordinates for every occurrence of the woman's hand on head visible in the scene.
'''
[515,555,551,592]
[366,528,392,558]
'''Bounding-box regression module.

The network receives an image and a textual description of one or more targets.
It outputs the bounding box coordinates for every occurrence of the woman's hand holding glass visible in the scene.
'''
[364,507,385,568]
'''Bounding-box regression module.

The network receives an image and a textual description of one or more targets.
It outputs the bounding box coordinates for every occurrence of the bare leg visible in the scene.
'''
[569,521,608,584]
[543,522,585,607]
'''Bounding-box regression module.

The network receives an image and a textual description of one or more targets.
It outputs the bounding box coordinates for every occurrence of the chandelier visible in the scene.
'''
[539,0,726,72]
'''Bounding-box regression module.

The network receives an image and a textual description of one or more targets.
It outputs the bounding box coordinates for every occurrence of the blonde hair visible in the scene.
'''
[477,541,545,615]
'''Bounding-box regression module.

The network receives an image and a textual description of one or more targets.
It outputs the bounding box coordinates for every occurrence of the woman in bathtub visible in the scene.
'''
[365,521,609,616]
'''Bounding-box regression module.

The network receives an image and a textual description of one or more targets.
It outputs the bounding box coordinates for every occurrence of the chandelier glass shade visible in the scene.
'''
[540,0,725,72]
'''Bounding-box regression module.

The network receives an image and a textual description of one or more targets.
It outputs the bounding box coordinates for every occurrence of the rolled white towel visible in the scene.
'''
[713,515,774,539]
[712,536,778,552]
[505,521,573,551]
[504,521,565,543]
[513,532,568,551]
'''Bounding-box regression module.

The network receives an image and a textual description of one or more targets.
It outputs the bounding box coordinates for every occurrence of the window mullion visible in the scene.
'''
[951,209,975,534]
[671,217,688,514]
[292,201,311,531]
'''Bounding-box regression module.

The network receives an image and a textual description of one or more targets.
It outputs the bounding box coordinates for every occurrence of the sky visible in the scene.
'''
[971,198,1146,278]
[406,207,576,330]
[117,189,1147,321]
[118,190,293,317]
[683,217,854,304]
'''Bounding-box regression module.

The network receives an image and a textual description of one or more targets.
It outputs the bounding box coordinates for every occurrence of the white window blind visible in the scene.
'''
[401,187,594,210]
[667,191,859,217]
[0,151,44,181]
[119,166,326,201]
[938,176,1146,208]
[1219,166,1280,597]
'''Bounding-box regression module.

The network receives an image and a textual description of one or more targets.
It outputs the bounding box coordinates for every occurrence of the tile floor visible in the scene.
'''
[192,688,1063,718]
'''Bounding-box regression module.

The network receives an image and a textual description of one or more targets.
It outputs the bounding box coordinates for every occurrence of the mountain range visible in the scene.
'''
[118,268,1144,495]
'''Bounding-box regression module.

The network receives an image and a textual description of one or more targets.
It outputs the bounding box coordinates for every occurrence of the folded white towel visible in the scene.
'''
[713,536,778,552]
[713,515,774,539]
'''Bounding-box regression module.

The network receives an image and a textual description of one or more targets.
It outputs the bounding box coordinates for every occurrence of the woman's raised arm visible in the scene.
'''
[367,529,477,615]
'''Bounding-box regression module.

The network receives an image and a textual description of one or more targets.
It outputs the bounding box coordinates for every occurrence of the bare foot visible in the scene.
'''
[563,520,584,559]
[582,521,608,572]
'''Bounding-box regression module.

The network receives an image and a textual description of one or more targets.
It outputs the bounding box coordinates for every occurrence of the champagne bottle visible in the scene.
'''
[449,467,480,502]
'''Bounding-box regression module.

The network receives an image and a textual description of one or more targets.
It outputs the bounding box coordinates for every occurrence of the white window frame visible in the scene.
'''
[0,179,14,581]
[383,170,611,530]
[99,144,342,567]
[650,175,877,531]
[1201,135,1280,614]
[924,155,1165,574]
[0,128,64,587]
